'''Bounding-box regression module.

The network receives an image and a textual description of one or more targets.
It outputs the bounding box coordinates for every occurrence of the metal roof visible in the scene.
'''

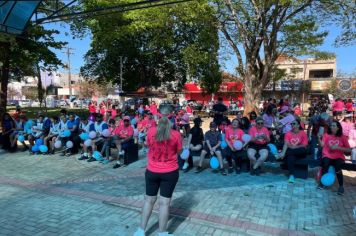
[0,0,42,34]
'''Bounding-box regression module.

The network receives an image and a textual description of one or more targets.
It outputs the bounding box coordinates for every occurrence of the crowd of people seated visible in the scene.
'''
[1,97,355,194]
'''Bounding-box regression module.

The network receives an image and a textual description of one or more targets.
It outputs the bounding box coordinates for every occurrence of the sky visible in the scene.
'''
[48,23,356,77]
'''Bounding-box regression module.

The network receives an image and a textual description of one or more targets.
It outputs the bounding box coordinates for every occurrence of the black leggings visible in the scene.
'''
[321,157,344,186]
[284,147,307,175]
[145,169,179,198]
[225,146,246,169]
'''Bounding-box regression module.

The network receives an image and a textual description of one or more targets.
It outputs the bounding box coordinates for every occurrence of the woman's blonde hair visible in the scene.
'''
[155,116,172,142]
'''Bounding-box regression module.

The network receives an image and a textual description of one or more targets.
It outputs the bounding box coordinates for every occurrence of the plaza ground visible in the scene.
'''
[1,118,356,236]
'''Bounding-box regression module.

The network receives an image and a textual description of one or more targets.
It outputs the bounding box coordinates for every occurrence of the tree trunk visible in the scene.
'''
[0,42,10,117]
[243,72,262,116]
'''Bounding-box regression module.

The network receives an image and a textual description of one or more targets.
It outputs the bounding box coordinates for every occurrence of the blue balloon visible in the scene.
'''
[63,130,71,137]
[131,119,137,126]
[79,133,89,141]
[32,145,39,153]
[321,173,335,187]
[328,166,335,174]
[267,143,278,155]
[210,156,219,169]
[18,135,25,142]
[35,139,44,146]
[93,151,103,160]
[39,145,48,153]
[220,134,227,149]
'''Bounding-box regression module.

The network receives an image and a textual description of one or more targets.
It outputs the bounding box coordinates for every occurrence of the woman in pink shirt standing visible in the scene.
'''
[134,107,182,236]
[332,98,344,118]
[318,120,351,195]
[149,101,158,120]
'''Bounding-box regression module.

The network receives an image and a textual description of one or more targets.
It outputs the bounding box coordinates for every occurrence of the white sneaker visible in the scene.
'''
[182,162,189,170]
[133,227,145,236]
[119,151,125,156]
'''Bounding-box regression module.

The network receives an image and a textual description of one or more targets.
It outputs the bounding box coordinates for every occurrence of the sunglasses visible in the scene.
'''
[330,124,337,127]
[291,122,298,126]
[256,122,264,125]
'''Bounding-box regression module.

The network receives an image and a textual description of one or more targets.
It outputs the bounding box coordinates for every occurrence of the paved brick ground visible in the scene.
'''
[1,138,356,235]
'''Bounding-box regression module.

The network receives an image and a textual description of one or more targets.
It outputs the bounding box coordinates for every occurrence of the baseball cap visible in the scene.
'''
[123,116,130,121]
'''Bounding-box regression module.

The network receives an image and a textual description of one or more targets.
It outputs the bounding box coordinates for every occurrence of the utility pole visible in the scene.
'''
[119,56,123,92]
[63,47,74,97]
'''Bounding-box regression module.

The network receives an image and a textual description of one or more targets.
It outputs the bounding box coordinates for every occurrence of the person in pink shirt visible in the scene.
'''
[247,117,270,175]
[318,120,351,195]
[88,101,96,114]
[177,109,190,137]
[186,104,193,115]
[293,103,302,116]
[332,98,344,118]
[143,113,157,130]
[112,116,134,169]
[134,109,182,236]
[149,101,158,119]
[345,99,353,114]
[348,124,356,163]
[277,119,308,183]
[109,105,117,120]
[225,118,246,174]
[340,115,353,138]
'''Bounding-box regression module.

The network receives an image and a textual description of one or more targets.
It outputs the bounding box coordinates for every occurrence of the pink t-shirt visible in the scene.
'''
[322,133,350,160]
[345,102,353,112]
[341,122,353,137]
[114,125,134,139]
[137,120,145,132]
[149,104,158,115]
[332,101,344,112]
[186,106,193,114]
[146,127,182,173]
[348,128,356,148]
[284,130,308,146]
[143,118,157,130]
[294,107,302,116]
[225,127,244,146]
[110,109,117,119]
[249,126,270,145]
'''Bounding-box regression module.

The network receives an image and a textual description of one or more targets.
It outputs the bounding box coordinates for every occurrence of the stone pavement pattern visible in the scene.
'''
[0,147,356,236]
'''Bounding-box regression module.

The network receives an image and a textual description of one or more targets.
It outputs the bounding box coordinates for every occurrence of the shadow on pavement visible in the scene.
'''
[145,193,197,235]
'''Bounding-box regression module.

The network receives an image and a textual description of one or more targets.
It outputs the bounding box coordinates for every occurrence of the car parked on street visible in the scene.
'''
[19,100,31,107]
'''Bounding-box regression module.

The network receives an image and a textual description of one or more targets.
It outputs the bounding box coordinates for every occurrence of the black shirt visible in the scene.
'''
[189,126,204,146]
[213,103,227,125]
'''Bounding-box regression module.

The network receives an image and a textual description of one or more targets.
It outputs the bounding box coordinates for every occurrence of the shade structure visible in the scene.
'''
[0,0,42,34]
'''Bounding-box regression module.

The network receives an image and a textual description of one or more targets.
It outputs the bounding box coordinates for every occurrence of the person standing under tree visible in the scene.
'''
[212,97,227,126]
[134,106,182,236]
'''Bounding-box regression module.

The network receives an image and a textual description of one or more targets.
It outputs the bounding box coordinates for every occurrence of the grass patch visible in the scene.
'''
[7,106,89,119]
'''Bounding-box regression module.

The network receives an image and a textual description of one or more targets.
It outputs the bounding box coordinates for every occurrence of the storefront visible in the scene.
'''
[183,82,244,104]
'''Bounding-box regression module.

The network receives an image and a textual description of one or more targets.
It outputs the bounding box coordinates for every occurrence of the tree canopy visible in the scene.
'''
[77,0,220,93]
[0,24,66,112]
[215,0,355,113]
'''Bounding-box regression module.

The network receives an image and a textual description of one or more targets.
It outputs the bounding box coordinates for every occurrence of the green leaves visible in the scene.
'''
[78,0,220,92]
